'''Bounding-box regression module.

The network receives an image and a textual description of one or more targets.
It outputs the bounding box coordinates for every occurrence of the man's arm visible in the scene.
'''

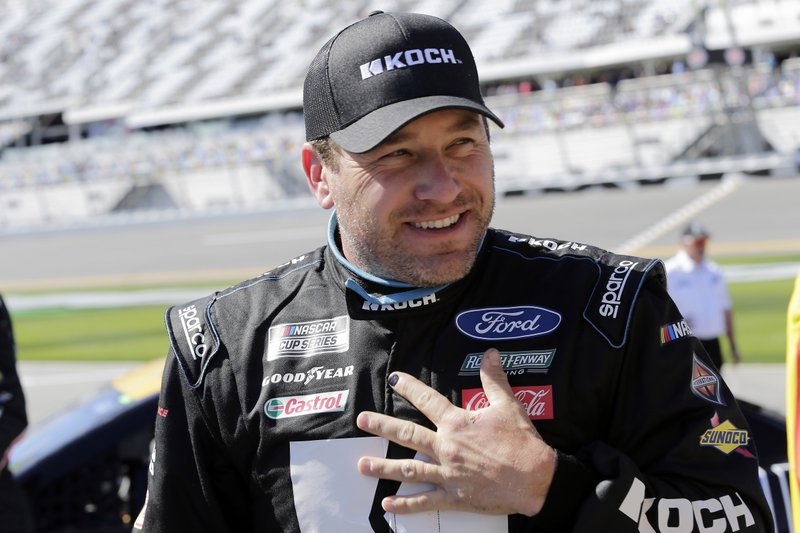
[133,353,251,533]
[0,296,27,468]
[725,308,742,364]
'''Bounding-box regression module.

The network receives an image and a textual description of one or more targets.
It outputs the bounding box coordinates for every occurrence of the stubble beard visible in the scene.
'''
[337,194,494,287]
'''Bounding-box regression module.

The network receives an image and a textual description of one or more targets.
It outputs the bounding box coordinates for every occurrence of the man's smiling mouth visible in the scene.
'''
[412,214,461,230]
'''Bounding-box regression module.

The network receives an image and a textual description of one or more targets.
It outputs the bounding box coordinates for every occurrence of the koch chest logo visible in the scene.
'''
[456,306,561,341]
[459,350,555,376]
[264,390,349,420]
[360,48,461,79]
[267,316,349,361]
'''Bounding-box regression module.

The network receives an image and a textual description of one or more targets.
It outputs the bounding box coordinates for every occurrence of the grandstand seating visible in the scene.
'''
[0,0,798,228]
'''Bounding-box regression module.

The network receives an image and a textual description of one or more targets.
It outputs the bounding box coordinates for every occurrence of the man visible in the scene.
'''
[0,295,34,533]
[786,272,800,531]
[665,221,742,370]
[134,11,772,532]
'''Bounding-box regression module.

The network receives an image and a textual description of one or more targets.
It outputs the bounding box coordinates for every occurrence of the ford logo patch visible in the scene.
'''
[456,306,561,340]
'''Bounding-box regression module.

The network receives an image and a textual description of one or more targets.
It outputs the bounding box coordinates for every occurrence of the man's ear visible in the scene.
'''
[302,142,334,209]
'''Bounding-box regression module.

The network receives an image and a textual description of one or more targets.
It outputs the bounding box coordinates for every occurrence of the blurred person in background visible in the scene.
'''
[134,11,771,533]
[0,295,33,533]
[786,272,800,532]
[665,221,742,370]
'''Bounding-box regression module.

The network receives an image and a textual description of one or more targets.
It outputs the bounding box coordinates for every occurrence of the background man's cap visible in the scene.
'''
[303,11,504,153]
[682,221,710,240]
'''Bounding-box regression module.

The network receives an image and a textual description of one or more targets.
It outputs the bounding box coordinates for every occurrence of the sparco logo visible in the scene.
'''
[598,260,638,319]
[462,385,553,420]
[262,365,354,387]
[267,316,349,361]
[362,293,438,312]
[264,390,349,420]
[360,48,461,79]
[456,306,561,340]
[178,305,207,360]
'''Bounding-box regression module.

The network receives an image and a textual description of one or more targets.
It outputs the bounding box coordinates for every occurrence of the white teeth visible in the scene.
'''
[413,214,460,230]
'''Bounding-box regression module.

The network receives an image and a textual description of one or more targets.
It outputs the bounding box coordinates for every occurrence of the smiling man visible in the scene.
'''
[134,11,773,533]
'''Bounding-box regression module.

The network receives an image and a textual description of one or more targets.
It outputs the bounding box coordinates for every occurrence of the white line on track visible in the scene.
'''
[616,175,742,255]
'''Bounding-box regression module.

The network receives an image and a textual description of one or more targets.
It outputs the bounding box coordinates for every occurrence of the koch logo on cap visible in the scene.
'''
[303,11,503,153]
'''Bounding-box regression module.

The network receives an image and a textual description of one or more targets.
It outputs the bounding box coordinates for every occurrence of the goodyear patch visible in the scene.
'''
[700,412,754,458]
[267,316,349,361]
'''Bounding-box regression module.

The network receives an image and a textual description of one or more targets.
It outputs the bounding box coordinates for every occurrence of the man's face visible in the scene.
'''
[324,109,495,287]
[683,237,707,263]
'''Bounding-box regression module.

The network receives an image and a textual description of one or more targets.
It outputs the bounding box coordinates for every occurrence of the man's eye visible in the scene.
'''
[452,138,475,148]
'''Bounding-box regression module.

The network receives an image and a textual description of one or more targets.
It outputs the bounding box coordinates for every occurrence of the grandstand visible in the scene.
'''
[0,0,798,229]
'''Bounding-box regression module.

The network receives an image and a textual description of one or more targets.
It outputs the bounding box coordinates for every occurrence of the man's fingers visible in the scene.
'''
[357,455,442,486]
[382,489,447,515]
[357,411,437,456]
[386,371,456,424]
[478,348,517,406]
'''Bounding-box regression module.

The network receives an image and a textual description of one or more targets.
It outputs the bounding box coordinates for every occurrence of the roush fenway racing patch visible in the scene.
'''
[462,385,554,420]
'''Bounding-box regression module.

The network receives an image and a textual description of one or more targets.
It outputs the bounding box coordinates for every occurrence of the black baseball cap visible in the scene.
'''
[682,221,710,240]
[303,11,504,153]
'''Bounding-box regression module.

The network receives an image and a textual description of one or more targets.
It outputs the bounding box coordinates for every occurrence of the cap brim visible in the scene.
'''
[330,95,504,153]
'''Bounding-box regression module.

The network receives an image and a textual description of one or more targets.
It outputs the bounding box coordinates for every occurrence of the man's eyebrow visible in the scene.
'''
[379,113,483,147]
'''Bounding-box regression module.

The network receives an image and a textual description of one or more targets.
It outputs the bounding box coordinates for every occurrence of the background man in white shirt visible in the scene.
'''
[665,221,742,369]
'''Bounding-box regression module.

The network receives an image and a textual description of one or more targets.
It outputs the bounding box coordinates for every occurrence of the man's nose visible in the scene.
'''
[413,155,461,203]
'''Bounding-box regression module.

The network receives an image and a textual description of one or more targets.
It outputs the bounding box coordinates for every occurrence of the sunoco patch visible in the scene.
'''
[267,316,350,361]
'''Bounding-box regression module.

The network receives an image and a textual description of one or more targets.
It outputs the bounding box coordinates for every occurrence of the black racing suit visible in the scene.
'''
[0,295,34,533]
[134,227,773,532]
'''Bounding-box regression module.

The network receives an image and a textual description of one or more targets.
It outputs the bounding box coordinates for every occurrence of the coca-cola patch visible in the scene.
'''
[462,385,554,420]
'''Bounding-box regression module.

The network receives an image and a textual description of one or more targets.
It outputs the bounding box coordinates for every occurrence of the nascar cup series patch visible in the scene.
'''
[267,316,349,361]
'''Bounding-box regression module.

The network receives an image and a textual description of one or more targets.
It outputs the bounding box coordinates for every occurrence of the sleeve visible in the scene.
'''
[132,352,253,533]
[787,273,800,532]
[0,295,27,468]
[535,275,774,532]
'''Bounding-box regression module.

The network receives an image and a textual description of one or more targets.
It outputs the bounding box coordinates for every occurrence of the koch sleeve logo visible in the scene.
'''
[660,319,693,345]
[459,350,555,376]
[691,354,725,406]
[462,385,554,420]
[700,412,754,458]
[267,316,349,361]
[455,306,561,341]
[265,390,349,420]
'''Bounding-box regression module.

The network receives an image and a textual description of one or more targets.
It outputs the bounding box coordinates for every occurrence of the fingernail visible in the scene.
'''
[388,373,399,387]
